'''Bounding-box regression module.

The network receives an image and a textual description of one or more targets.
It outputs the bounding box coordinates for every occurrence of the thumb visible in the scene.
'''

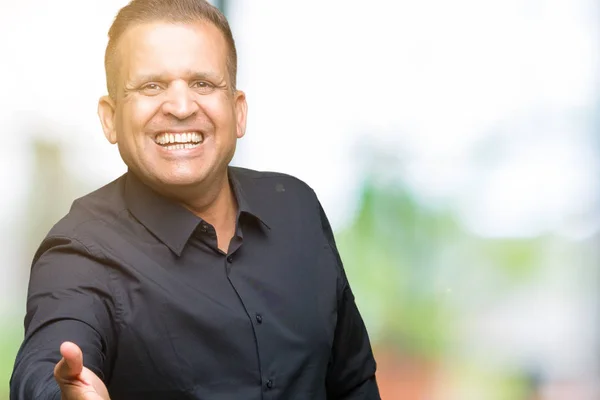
[55,341,84,381]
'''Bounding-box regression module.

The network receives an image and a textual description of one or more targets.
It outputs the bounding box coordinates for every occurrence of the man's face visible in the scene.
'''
[99,21,247,189]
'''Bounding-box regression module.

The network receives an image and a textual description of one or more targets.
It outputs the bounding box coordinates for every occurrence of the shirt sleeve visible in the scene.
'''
[10,235,117,400]
[318,203,381,399]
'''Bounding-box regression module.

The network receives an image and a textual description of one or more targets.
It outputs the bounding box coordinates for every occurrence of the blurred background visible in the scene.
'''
[1,0,599,398]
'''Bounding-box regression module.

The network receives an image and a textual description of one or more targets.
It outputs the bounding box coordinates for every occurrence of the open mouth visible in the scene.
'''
[154,131,204,150]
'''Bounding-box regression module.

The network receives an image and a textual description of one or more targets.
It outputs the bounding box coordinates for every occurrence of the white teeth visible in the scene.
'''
[162,142,201,151]
[155,131,204,148]
[155,132,203,144]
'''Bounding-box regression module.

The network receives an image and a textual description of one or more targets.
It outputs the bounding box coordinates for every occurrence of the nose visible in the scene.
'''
[161,81,199,120]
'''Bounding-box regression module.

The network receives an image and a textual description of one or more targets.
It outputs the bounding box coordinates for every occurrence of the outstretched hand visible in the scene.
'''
[53,342,110,400]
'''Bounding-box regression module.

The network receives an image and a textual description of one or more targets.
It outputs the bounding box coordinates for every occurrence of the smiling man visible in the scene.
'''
[9,1,380,399]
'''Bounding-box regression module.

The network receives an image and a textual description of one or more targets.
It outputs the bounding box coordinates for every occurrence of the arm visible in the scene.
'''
[319,204,381,399]
[10,236,116,400]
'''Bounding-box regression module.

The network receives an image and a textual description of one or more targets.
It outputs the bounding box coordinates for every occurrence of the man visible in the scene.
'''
[10,0,380,399]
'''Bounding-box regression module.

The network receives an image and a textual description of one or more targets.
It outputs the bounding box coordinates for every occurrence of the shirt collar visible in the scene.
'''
[228,167,271,231]
[124,168,270,256]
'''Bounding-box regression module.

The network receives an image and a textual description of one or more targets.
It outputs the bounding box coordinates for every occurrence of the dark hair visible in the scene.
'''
[104,0,237,99]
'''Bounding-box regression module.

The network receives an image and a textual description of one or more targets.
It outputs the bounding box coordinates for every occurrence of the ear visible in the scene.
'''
[98,95,118,144]
[234,90,248,139]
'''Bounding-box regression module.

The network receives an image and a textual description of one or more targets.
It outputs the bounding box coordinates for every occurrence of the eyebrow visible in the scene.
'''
[128,71,225,86]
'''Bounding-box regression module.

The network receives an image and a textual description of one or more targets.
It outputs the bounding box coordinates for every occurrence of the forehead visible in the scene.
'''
[117,21,228,81]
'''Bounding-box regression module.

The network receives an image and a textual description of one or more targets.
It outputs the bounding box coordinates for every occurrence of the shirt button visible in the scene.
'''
[199,223,208,232]
[265,379,273,389]
[255,314,263,324]
[227,256,234,263]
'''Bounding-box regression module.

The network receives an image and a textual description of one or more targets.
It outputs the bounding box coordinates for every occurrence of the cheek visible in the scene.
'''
[137,98,162,119]
[201,96,236,129]
[120,98,160,135]
[115,103,158,161]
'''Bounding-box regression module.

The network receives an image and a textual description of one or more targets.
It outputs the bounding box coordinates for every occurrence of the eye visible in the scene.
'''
[139,83,164,95]
[190,81,216,94]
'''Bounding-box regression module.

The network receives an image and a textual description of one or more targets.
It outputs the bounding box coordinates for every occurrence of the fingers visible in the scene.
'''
[54,341,84,381]
[53,342,109,399]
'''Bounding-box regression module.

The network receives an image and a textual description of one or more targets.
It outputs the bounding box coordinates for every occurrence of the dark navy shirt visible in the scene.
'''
[10,167,380,399]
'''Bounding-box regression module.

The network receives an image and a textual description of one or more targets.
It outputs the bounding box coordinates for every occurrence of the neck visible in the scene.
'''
[141,168,238,229]
[183,173,238,229]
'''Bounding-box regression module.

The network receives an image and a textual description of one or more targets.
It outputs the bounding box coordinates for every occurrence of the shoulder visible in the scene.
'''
[35,175,128,260]
[232,166,318,199]
[232,166,321,210]
[230,166,326,229]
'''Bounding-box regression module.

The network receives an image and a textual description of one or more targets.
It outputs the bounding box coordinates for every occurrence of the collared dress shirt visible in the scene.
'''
[10,167,380,399]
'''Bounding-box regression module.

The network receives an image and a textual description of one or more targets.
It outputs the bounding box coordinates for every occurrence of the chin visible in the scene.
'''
[157,173,207,187]
[135,161,220,190]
